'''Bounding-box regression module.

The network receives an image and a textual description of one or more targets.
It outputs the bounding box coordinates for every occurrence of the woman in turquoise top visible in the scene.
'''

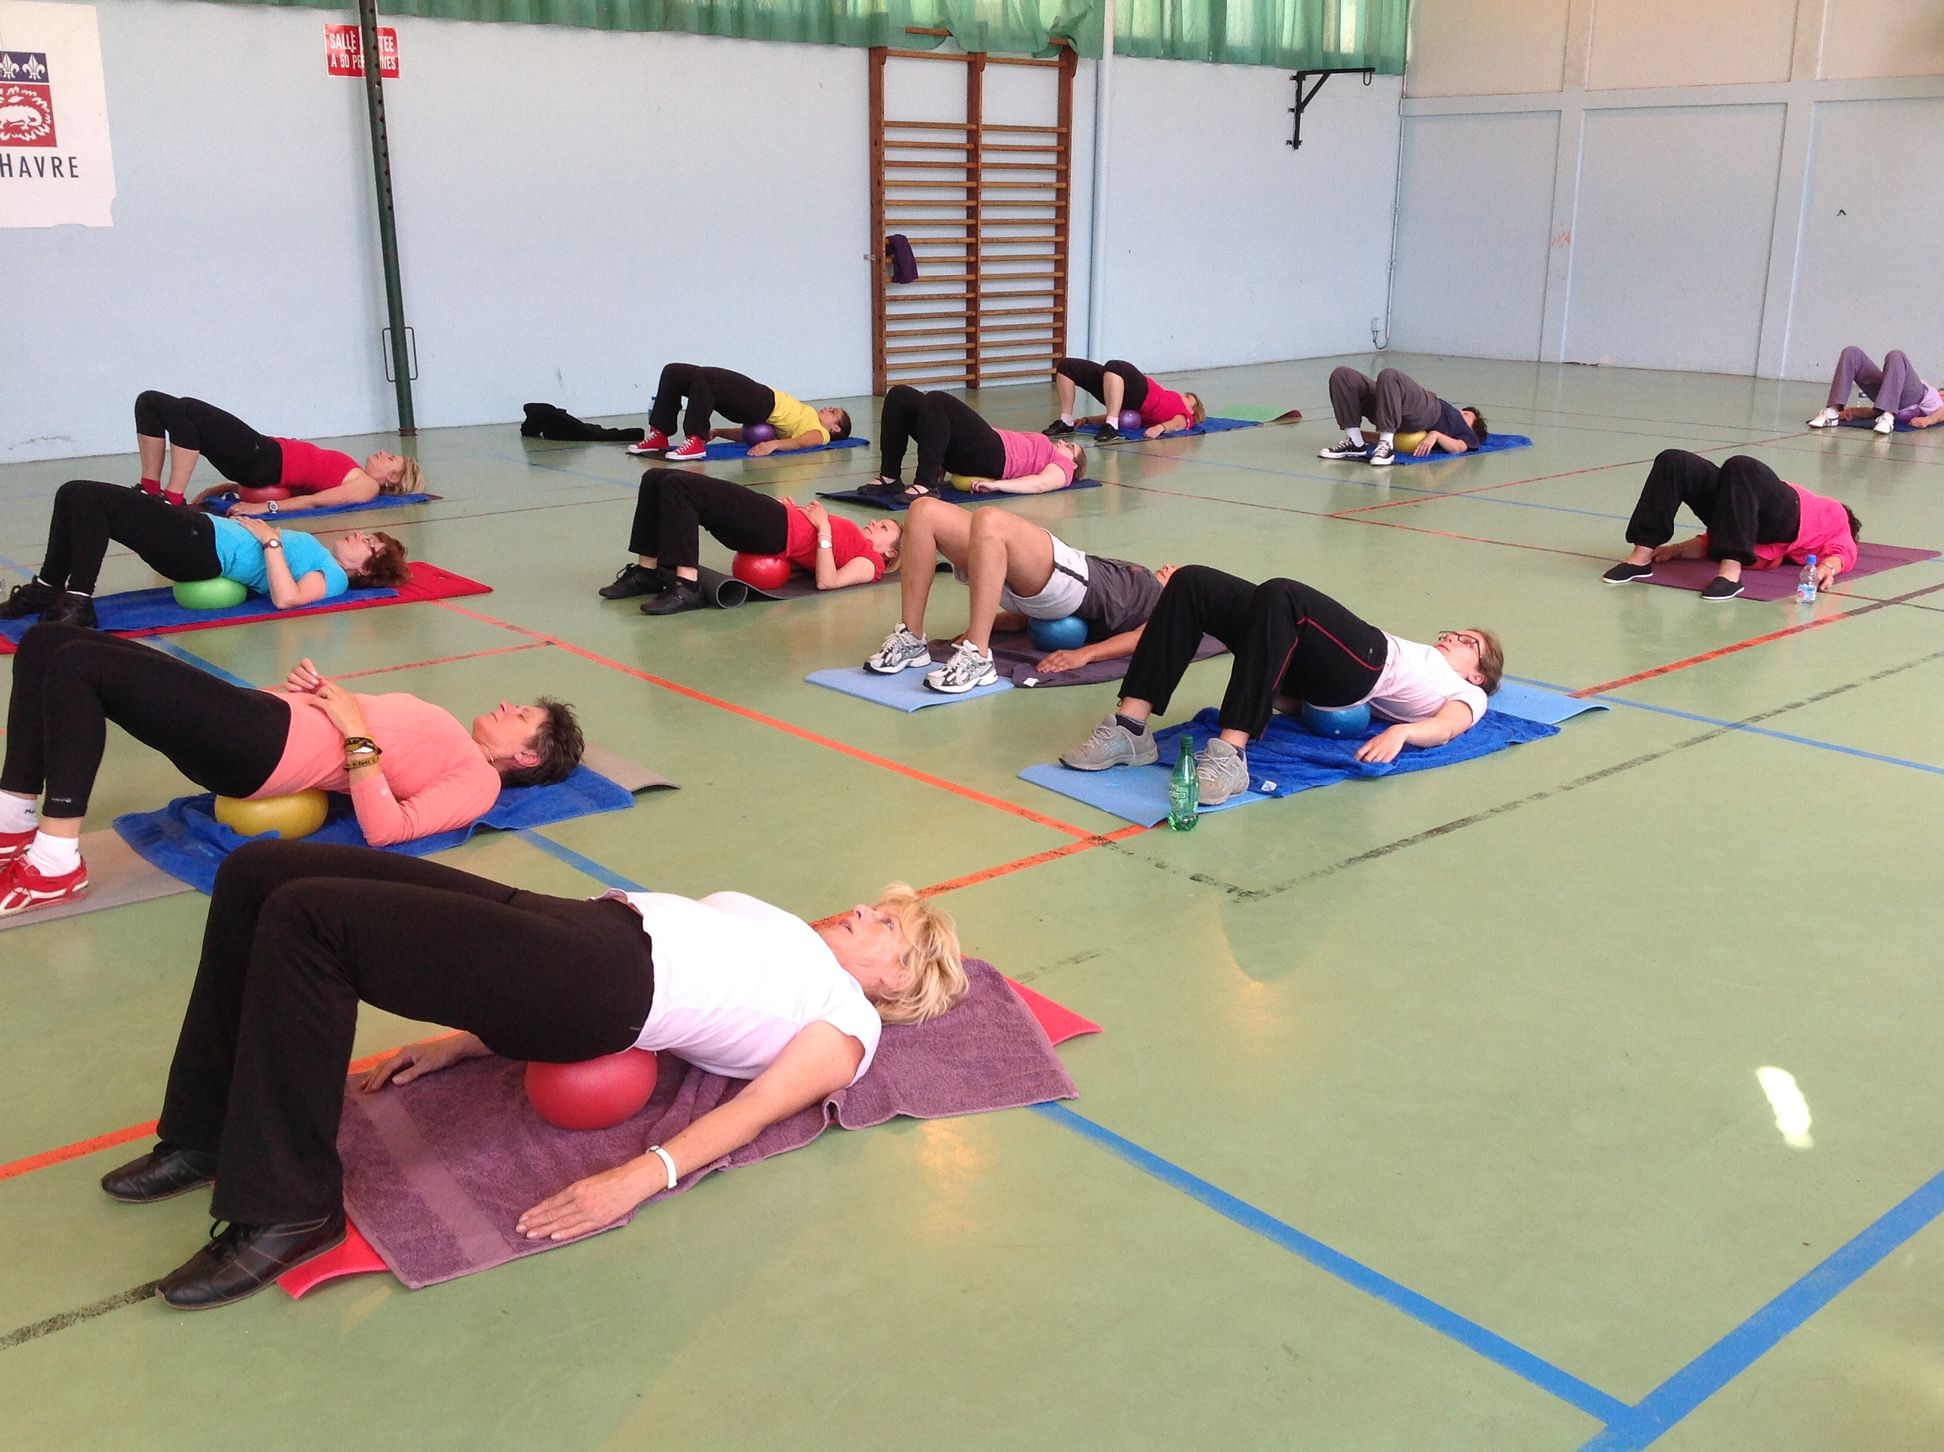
[0,480,410,629]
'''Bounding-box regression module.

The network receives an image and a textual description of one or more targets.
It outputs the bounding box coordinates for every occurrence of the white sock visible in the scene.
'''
[901,623,926,641]
[26,831,81,876]
[1379,432,1396,446]
[1814,407,1838,421]
[0,796,38,834]
[1344,428,1365,445]
[1060,413,1074,425]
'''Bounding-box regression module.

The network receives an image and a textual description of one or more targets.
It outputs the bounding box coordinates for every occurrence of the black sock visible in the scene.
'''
[1115,713,1147,735]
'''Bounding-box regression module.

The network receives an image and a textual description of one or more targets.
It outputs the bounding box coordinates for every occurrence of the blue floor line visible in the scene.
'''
[1581,1165,1944,1450]
[1032,1101,1631,1426]
[487,452,639,488]
[514,828,646,892]
[144,637,255,689]
[1504,674,1944,777]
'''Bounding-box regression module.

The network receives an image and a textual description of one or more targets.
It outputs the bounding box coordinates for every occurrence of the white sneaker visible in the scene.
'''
[1806,408,1840,429]
[1367,440,1396,466]
[924,640,997,694]
[1873,412,1895,435]
[1318,437,1368,459]
[866,625,931,674]
[666,436,708,461]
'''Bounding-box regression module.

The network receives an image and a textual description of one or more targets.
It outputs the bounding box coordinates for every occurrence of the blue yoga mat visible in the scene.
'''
[817,478,1104,512]
[632,437,869,463]
[113,764,638,894]
[0,581,400,647]
[1076,416,1262,439]
[806,665,1013,712]
[1382,433,1532,466]
[1020,690,1588,826]
[1837,416,1917,433]
[203,492,439,519]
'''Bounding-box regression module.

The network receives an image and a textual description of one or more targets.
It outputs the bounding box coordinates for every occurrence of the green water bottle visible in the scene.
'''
[1167,736,1198,832]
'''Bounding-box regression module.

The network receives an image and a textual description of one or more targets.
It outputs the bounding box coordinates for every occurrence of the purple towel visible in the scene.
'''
[885,233,919,284]
[939,630,1226,688]
[338,959,1075,1288]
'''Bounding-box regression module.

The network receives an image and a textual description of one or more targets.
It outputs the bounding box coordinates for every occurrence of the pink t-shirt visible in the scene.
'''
[1138,381,1192,429]
[997,429,1079,485]
[275,438,360,495]
[256,691,503,846]
[783,503,884,581]
[1703,483,1859,572]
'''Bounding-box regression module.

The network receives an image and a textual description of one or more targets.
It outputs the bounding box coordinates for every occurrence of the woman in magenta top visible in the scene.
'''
[866,385,1085,500]
[134,391,424,515]
[1048,357,1206,443]
[600,468,902,616]
[1603,450,1861,601]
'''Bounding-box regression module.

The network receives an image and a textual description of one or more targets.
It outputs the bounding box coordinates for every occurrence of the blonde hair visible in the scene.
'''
[388,455,424,495]
[1472,627,1505,695]
[878,519,905,575]
[871,882,966,1025]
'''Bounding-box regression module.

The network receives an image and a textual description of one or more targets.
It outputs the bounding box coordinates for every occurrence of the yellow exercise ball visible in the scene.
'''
[1393,430,1428,453]
[214,789,330,840]
[947,474,993,490]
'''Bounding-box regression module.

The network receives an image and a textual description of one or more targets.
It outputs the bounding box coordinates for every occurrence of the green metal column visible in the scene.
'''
[358,0,416,434]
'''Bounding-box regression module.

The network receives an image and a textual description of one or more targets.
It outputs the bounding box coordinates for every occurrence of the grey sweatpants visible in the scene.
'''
[1329,367,1444,434]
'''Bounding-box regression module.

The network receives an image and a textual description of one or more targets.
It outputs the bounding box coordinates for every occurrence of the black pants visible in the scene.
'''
[1624,450,1801,567]
[1328,367,1443,433]
[155,841,656,1224]
[878,387,1006,488]
[1054,357,1150,412]
[1,624,289,817]
[38,479,222,596]
[647,364,776,441]
[1122,566,1390,737]
[628,469,789,568]
[134,391,283,487]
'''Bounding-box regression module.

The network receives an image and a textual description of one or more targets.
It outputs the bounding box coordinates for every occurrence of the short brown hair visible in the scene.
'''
[350,531,410,588]
[830,409,853,442]
[499,696,584,788]
[1187,392,1207,426]
[1472,627,1505,695]
[1465,408,1490,444]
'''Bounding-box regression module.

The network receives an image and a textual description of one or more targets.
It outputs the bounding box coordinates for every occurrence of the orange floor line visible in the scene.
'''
[334,641,549,681]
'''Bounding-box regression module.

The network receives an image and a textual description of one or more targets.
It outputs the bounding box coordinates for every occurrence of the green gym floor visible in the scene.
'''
[2,354,1940,1450]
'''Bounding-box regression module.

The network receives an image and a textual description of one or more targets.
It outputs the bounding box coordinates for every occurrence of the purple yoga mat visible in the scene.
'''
[943,630,1226,688]
[337,959,1075,1289]
[1641,542,1941,600]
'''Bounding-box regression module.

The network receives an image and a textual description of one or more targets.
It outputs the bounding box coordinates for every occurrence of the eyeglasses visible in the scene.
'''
[1437,630,1486,655]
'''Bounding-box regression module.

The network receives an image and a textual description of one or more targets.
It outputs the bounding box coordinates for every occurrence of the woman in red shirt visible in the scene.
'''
[1047,357,1206,443]
[600,469,902,616]
[134,391,423,514]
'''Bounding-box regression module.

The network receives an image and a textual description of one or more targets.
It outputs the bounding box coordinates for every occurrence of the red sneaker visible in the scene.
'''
[0,828,32,867]
[625,428,671,457]
[665,436,708,462]
[0,854,90,917]
[137,478,163,496]
[162,490,187,508]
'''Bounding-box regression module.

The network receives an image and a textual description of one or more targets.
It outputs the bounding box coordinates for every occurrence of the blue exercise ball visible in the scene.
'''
[743,423,776,444]
[1117,410,1142,431]
[1027,614,1089,651]
[1301,701,1372,739]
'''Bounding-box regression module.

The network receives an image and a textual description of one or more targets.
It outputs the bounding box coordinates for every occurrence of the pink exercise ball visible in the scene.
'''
[524,1050,660,1131]
[238,485,291,504]
[1117,410,1142,431]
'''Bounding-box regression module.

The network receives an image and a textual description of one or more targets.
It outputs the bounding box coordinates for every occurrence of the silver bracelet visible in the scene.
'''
[648,1144,678,1191]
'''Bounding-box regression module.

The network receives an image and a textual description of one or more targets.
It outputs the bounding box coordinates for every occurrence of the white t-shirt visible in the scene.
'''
[618,891,882,1085]
[1359,634,1488,726]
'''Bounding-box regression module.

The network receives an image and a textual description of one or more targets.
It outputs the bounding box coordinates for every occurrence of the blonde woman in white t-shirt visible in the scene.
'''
[1060,565,1504,806]
[97,840,965,1311]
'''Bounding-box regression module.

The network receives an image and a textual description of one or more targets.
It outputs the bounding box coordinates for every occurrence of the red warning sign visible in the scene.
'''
[325,24,398,79]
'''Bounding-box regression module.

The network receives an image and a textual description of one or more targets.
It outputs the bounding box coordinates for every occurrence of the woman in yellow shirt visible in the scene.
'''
[629,363,851,462]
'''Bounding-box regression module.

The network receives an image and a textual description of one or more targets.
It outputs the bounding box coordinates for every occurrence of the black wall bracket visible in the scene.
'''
[1288,66,1374,150]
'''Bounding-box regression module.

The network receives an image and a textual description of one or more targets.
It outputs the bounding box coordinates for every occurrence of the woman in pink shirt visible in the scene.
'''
[865,386,1085,500]
[134,391,423,514]
[0,625,584,917]
[1047,357,1206,443]
[1603,450,1861,601]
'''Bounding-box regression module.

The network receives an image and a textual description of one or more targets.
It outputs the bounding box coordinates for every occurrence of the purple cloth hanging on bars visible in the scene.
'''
[885,233,919,284]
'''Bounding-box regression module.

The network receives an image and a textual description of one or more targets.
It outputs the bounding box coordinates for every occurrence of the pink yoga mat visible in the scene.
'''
[282,968,1098,1298]
[1641,542,1940,600]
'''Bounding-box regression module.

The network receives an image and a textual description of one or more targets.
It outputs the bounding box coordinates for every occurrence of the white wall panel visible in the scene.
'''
[1406,0,1568,99]
[1587,0,1799,90]
[1822,0,1944,81]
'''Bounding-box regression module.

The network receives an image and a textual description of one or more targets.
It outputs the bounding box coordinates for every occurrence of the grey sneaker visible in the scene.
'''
[1367,440,1396,466]
[1060,714,1159,771]
[866,625,931,674]
[1318,437,1368,459]
[925,640,998,694]
[1197,738,1251,805]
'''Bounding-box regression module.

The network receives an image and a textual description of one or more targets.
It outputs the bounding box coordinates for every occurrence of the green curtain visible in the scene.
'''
[221,0,1102,58]
[1114,0,1407,71]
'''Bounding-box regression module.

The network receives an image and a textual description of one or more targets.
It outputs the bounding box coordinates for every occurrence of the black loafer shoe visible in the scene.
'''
[1042,419,1075,437]
[1601,561,1654,584]
[598,563,668,600]
[39,592,97,629]
[158,1211,347,1310]
[1093,423,1124,444]
[101,1145,219,1204]
[639,582,708,616]
[0,579,57,619]
[856,476,903,496]
[1700,575,1744,602]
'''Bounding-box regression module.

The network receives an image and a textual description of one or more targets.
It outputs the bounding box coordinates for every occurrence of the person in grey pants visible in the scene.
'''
[1319,366,1488,466]
[1808,346,1944,434]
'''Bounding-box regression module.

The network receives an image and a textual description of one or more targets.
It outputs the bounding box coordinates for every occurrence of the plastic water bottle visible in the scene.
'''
[1167,736,1198,832]
[1798,554,1818,604]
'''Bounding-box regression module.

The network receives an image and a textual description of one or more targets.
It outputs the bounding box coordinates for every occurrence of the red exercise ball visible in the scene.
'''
[238,485,291,504]
[731,552,793,591]
[524,1050,660,1131]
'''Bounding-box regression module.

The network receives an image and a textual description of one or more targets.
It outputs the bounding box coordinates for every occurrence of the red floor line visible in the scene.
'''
[431,600,1097,841]
[333,641,549,681]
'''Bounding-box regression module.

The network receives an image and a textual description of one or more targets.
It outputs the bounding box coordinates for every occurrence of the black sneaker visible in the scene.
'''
[1093,422,1124,444]
[1601,561,1654,585]
[640,581,708,616]
[599,563,667,600]
[1043,419,1076,437]
[40,591,97,628]
[0,578,57,619]
[1700,576,1744,602]
[1317,437,1370,460]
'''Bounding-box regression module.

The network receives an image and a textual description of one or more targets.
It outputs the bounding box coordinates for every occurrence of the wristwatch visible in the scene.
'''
[263,537,282,550]
[818,536,833,550]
